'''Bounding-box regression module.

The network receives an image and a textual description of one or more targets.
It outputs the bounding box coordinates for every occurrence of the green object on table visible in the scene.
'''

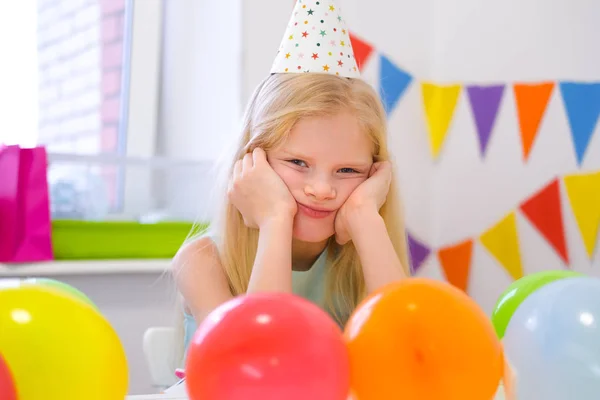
[491,269,584,339]
[51,220,208,260]
[23,278,99,311]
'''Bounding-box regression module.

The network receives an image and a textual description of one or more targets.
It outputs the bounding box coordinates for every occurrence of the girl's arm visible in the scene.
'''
[174,148,297,324]
[229,148,297,294]
[172,216,294,326]
[247,215,294,293]
[334,161,407,294]
[172,237,234,323]
[347,207,408,294]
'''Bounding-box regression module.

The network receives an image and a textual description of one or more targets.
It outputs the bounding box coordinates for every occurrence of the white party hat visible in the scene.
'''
[270,0,360,78]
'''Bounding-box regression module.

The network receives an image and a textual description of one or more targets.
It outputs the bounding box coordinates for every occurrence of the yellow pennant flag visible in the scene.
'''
[480,211,524,280]
[421,82,462,159]
[563,170,600,259]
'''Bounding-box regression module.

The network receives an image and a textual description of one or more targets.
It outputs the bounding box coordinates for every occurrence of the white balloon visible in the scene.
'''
[503,277,600,400]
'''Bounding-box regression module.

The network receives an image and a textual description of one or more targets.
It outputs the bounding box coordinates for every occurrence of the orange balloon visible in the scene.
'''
[343,278,503,400]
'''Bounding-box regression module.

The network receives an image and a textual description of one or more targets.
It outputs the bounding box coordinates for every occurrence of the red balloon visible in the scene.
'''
[185,293,350,400]
[0,353,17,400]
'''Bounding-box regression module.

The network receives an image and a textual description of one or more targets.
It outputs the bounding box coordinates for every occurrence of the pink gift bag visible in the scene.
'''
[0,145,54,263]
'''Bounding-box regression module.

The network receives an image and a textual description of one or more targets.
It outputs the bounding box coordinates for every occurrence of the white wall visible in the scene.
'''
[156,0,243,221]
[430,0,600,82]
[159,0,243,162]
[241,0,293,103]
[240,0,600,314]
[427,0,600,313]
[0,2,38,146]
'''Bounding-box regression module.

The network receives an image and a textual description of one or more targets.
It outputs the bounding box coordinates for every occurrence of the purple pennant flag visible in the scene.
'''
[466,85,505,157]
[407,232,430,274]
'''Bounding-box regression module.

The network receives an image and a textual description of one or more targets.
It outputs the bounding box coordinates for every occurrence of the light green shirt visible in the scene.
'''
[183,247,332,355]
[292,247,328,309]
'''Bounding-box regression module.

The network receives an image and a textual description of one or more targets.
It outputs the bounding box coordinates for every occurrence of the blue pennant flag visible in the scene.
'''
[379,54,412,116]
[559,81,600,166]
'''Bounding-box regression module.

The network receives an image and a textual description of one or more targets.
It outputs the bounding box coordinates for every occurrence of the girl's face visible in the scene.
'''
[267,111,374,243]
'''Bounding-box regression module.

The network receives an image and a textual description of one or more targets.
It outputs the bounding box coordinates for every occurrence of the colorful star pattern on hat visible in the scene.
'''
[270,0,360,78]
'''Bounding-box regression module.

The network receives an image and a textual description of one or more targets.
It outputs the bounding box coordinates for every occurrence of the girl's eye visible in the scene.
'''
[339,167,359,174]
[288,159,307,167]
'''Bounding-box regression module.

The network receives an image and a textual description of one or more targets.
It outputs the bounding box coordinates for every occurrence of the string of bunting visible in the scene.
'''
[406,170,600,292]
[349,33,600,166]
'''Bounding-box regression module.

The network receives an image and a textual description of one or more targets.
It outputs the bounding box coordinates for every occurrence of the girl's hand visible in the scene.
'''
[334,161,392,245]
[228,148,297,229]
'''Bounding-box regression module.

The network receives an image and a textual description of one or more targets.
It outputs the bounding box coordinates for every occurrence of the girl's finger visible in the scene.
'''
[252,147,267,165]
[233,160,242,180]
[243,152,253,171]
[228,160,242,196]
[370,161,390,177]
[368,162,381,177]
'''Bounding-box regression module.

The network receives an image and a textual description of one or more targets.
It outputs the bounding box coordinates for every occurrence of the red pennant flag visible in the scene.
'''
[513,82,554,161]
[438,239,474,292]
[520,178,569,265]
[349,32,374,71]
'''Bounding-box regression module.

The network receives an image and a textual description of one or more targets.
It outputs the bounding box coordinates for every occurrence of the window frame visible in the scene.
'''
[119,0,163,217]
[47,0,164,220]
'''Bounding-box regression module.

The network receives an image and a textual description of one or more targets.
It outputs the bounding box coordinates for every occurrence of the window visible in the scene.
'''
[0,0,152,221]
[0,2,40,148]
[1,0,242,223]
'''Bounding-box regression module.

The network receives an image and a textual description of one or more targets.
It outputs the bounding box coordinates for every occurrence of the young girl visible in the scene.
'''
[172,0,411,359]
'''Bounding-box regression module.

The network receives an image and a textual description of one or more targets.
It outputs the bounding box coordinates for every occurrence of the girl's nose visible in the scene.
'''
[304,180,336,201]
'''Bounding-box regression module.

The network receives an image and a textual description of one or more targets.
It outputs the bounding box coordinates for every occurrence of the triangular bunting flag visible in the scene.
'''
[480,212,524,281]
[438,239,473,292]
[379,54,412,116]
[348,32,374,71]
[559,82,600,166]
[421,83,462,159]
[563,170,600,259]
[513,82,554,161]
[466,84,505,157]
[407,232,430,274]
[519,178,569,264]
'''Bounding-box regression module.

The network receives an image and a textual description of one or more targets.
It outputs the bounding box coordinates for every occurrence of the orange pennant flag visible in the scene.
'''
[520,178,569,265]
[513,82,554,161]
[563,170,600,259]
[438,239,473,292]
[480,211,524,281]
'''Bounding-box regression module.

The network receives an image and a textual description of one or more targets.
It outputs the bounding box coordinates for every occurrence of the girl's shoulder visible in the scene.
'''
[171,232,225,305]
[173,234,219,267]
[174,226,222,262]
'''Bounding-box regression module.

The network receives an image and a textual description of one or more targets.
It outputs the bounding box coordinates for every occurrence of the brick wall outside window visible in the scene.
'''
[37,0,126,155]
[37,0,128,215]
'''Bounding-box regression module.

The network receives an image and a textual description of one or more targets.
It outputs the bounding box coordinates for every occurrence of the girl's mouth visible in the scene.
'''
[297,203,333,219]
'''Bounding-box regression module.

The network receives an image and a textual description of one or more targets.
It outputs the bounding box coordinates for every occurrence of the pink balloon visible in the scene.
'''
[0,353,17,400]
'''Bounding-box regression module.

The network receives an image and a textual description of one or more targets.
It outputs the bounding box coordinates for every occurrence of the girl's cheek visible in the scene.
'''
[337,178,366,202]
[283,173,304,191]
[272,165,302,189]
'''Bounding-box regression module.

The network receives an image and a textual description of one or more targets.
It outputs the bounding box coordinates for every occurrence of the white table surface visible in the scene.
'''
[0,259,171,277]
[127,396,186,400]
[126,387,507,400]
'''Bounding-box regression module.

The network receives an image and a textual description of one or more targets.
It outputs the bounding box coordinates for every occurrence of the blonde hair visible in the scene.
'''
[202,72,411,325]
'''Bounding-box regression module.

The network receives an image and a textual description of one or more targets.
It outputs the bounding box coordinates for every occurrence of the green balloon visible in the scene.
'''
[491,270,583,339]
[23,278,99,311]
